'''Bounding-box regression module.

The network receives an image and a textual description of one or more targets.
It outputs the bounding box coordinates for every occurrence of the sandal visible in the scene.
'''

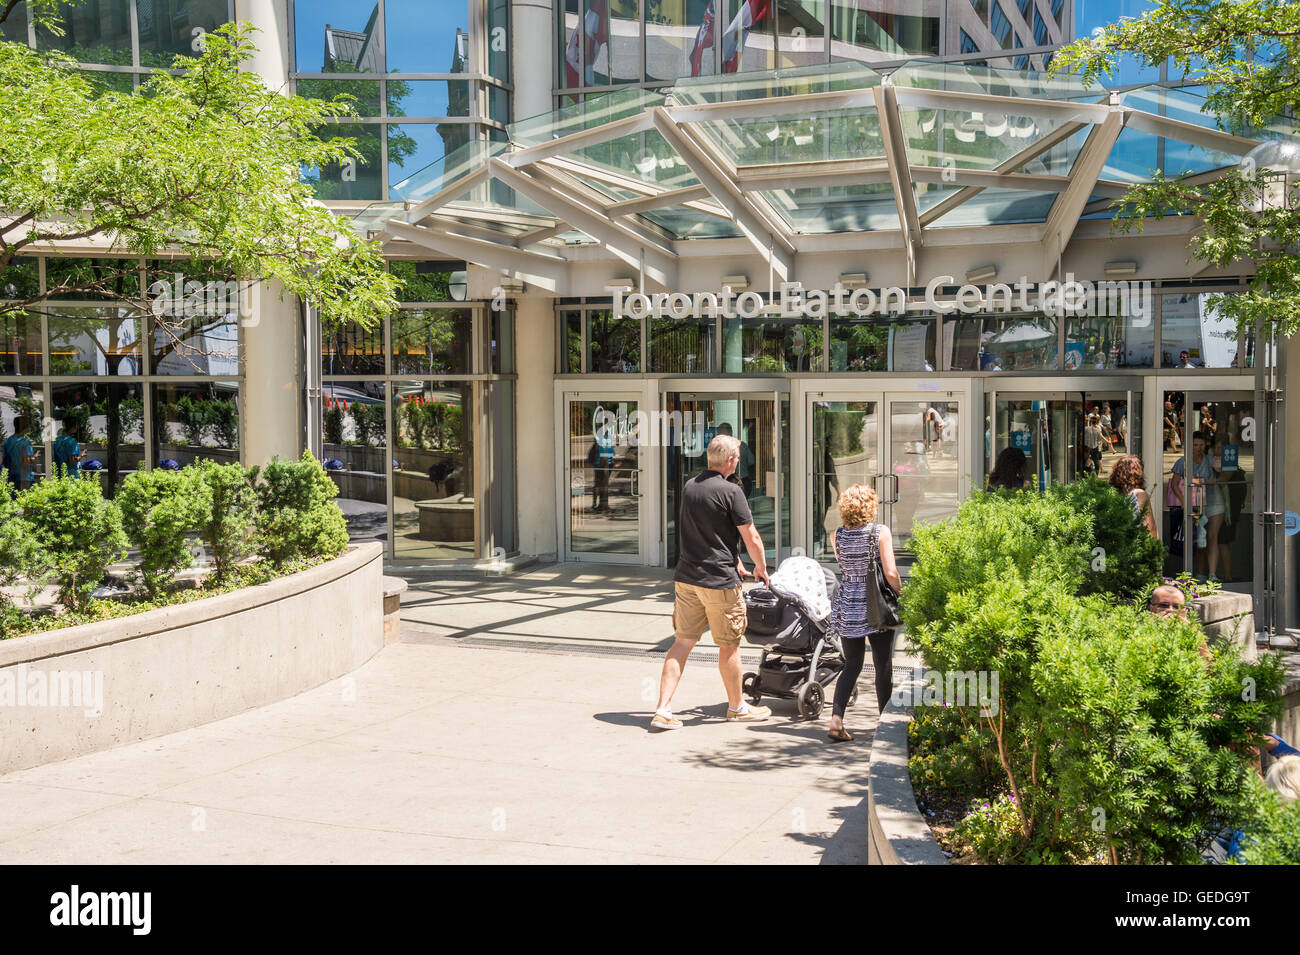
[827,726,854,743]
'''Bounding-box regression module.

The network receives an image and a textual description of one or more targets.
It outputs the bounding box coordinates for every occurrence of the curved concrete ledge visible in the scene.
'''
[867,666,949,866]
[0,542,385,775]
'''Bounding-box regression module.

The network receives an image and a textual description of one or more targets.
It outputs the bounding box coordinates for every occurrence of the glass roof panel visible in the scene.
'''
[917,186,1059,227]
[897,105,1082,173]
[889,60,1097,102]
[639,205,744,240]
[508,88,665,147]
[390,138,506,202]
[670,61,881,105]
[761,183,898,233]
[565,127,699,192]
[700,107,885,169]
[1103,127,1236,183]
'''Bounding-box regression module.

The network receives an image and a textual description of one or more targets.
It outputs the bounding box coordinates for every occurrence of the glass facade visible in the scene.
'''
[321,263,516,561]
[0,257,240,495]
[290,0,511,201]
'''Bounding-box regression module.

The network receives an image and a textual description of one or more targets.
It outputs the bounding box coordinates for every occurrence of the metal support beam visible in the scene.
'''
[500,111,655,168]
[385,219,570,290]
[651,107,797,281]
[893,86,1112,127]
[736,157,893,192]
[402,164,492,223]
[875,83,920,285]
[1041,110,1126,278]
[488,157,679,286]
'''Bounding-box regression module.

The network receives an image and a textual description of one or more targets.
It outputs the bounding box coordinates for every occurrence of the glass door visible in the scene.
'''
[990,391,1141,488]
[1161,390,1256,590]
[564,395,643,563]
[808,391,965,557]
[664,391,786,566]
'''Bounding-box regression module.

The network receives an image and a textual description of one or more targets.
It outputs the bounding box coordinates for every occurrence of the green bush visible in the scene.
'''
[0,476,48,638]
[195,460,259,584]
[1044,477,1165,601]
[952,794,1024,864]
[256,451,349,566]
[904,487,1284,864]
[323,404,344,446]
[118,467,212,597]
[1236,783,1300,865]
[209,399,238,448]
[174,395,211,447]
[21,473,128,610]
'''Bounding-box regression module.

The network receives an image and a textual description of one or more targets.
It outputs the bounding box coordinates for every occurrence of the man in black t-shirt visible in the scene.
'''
[651,434,772,730]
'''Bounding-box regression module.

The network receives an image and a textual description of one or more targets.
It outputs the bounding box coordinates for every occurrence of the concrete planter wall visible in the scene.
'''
[867,667,949,866]
[1192,591,1256,661]
[0,542,385,775]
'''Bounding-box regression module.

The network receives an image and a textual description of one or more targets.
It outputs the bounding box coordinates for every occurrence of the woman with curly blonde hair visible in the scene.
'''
[1109,454,1157,540]
[827,483,902,742]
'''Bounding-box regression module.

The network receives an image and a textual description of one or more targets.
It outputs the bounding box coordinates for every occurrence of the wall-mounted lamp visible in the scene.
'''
[605,278,635,292]
[1103,261,1138,278]
[722,274,749,290]
[447,270,468,301]
[838,272,870,288]
[966,265,998,283]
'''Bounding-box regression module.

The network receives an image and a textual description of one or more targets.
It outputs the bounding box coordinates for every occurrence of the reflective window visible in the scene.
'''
[0,386,45,489]
[138,0,231,67]
[1065,298,1155,369]
[1160,291,1242,369]
[0,259,41,301]
[947,313,1059,370]
[295,1,382,74]
[36,0,132,65]
[648,316,717,373]
[830,1,939,62]
[48,307,144,376]
[725,0,774,73]
[777,0,826,69]
[646,0,712,83]
[0,311,40,376]
[385,0,468,73]
[587,310,641,372]
[324,321,385,376]
[560,310,583,372]
[722,315,823,373]
[296,78,382,116]
[52,381,145,489]
[488,0,511,83]
[829,315,935,371]
[1,6,28,43]
[392,380,475,558]
[46,258,142,300]
[322,380,387,543]
[152,381,240,469]
[390,308,475,375]
[390,262,457,302]
[388,80,471,118]
[305,124,383,200]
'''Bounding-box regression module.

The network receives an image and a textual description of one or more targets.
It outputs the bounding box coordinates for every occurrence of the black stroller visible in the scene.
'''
[741,565,855,720]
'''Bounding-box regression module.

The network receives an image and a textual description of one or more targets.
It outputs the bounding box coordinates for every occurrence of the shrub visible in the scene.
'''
[21,473,128,610]
[904,487,1284,864]
[195,460,259,584]
[952,794,1024,864]
[0,476,48,637]
[1235,784,1300,865]
[174,395,211,447]
[1044,477,1165,601]
[323,404,344,446]
[209,399,239,448]
[256,451,349,566]
[118,467,213,597]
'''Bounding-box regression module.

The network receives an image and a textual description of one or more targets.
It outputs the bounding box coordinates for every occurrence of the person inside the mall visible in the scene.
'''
[1170,431,1223,582]
[1178,349,1198,369]
[1108,454,1157,540]
[986,447,1029,491]
[924,404,946,452]
[52,421,84,479]
[2,415,37,491]
[826,483,902,742]
[714,422,754,498]
[1083,413,1103,474]
[651,434,771,731]
[1163,397,1183,452]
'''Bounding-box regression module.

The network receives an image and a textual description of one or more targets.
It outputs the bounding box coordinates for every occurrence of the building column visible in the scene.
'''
[515,296,558,558]
[231,0,303,466]
[511,0,553,119]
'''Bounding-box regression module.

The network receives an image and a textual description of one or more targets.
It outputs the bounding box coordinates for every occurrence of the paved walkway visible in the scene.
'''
[0,569,890,864]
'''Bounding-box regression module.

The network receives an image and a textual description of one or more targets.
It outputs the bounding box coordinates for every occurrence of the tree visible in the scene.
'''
[1052,0,1300,338]
[0,10,400,329]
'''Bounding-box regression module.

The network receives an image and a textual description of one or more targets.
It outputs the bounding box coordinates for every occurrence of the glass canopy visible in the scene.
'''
[361,59,1299,271]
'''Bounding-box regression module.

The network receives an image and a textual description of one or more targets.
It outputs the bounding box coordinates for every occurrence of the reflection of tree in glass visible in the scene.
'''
[588,311,639,372]
[388,263,450,301]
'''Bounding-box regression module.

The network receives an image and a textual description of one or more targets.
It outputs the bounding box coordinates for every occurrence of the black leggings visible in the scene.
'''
[832,631,896,718]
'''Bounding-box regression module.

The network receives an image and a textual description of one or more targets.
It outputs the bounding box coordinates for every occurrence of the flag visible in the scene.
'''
[688,2,716,77]
[721,0,770,73]
[564,0,609,88]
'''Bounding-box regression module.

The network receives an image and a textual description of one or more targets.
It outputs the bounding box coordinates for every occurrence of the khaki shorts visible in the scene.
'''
[673,581,746,647]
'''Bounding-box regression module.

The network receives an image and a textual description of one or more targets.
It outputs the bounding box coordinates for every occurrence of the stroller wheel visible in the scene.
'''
[742,672,761,705]
[797,681,825,721]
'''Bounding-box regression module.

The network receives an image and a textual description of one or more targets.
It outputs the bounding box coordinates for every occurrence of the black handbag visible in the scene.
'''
[864,524,902,631]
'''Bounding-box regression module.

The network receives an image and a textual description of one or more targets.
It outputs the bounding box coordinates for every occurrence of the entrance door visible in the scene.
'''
[664,390,788,566]
[563,395,643,563]
[990,391,1141,488]
[808,391,965,558]
[1160,390,1256,591]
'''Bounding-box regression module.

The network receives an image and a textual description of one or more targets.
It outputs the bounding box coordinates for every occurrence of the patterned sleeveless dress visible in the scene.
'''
[830,523,880,640]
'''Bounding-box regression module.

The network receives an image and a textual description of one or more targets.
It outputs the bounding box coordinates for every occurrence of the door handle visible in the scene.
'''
[888,473,900,504]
